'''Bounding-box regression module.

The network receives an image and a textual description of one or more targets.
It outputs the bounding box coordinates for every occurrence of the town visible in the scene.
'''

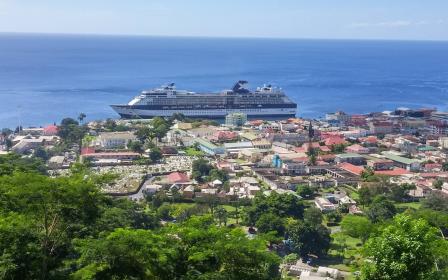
[1,107,448,279]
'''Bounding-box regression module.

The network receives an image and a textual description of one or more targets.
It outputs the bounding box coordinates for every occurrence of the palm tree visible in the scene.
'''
[78,113,86,125]
[214,206,227,226]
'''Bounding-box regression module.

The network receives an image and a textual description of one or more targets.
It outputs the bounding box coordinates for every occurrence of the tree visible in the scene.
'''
[389,183,415,202]
[78,113,86,125]
[0,213,42,279]
[361,214,448,280]
[104,118,117,131]
[255,212,285,236]
[296,184,315,198]
[358,186,373,206]
[149,147,162,162]
[287,220,331,257]
[244,192,304,226]
[136,126,153,143]
[283,253,299,264]
[72,228,177,279]
[303,207,323,226]
[0,153,46,176]
[4,138,13,151]
[191,158,212,182]
[422,193,448,213]
[443,162,448,172]
[72,216,280,279]
[366,196,397,223]
[433,179,444,190]
[34,146,49,161]
[214,206,228,226]
[127,140,144,154]
[340,215,373,242]
[326,211,342,224]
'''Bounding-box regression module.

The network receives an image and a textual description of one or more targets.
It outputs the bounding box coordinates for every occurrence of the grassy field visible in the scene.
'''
[395,201,421,210]
[323,231,363,275]
[185,147,205,156]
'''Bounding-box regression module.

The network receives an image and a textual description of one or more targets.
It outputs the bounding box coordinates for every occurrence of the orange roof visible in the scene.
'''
[325,136,346,146]
[43,125,58,135]
[339,163,364,175]
[375,168,410,176]
[167,172,190,183]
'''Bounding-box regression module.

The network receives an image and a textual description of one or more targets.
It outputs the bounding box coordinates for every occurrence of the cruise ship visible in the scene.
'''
[111,81,297,120]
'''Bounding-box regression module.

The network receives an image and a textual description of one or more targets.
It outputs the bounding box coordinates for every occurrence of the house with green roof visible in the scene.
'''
[382,152,421,171]
[194,138,225,156]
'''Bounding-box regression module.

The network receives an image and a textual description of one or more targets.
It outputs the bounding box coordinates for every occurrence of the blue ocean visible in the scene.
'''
[1,33,448,128]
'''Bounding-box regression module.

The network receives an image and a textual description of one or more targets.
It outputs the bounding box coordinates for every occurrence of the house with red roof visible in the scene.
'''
[346,144,369,154]
[324,136,346,146]
[424,163,442,172]
[359,136,378,146]
[338,162,364,176]
[167,172,190,184]
[43,125,58,136]
[211,131,238,142]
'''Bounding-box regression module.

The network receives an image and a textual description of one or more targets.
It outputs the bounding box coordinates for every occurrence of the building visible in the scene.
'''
[382,152,421,171]
[345,144,369,154]
[224,141,253,154]
[43,125,58,136]
[251,139,272,150]
[314,198,336,212]
[188,127,217,138]
[335,153,366,165]
[225,112,247,127]
[439,137,448,149]
[195,138,225,155]
[367,158,395,171]
[325,111,350,124]
[369,121,393,134]
[48,155,65,169]
[167,172,190,184]
[97,132,136,149]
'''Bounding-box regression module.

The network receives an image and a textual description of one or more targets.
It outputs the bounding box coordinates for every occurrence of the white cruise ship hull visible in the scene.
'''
[111,105,297,120]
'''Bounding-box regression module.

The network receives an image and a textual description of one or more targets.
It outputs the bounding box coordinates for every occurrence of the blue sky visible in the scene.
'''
[0,0,447,40]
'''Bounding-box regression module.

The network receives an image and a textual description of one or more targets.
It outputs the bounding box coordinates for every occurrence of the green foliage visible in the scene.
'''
[127,140,144,153]
[296,184,315,198]
[72,216,280,280]
[58,117,87,144]
[0,153,47,176]
[389,183,416,202]
[340,215,374,242]
[432,179,443,189]
[283,253,299,264]
[326,211,342,224]
[303,207,323,226]
[361,214,448,280]
[358,186,373,205]
[255,212,285,236]
[443,162,448,172]
[149,147,162,162]
[244,192,304,226]
[366,196,397,223]
[331,143,347,153]
[191,158,213,182]
[422,192,448,213]
[0,213,41,279]
[286,220,331,257]
[33,146,49,161]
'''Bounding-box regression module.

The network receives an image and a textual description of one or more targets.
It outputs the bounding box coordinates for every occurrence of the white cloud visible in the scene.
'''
[349,19,446,28]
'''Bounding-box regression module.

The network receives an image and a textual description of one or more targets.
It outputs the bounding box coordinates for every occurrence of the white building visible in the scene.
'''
[97,132,136,149]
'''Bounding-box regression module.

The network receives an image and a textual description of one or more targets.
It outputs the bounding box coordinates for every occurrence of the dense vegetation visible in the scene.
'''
[2,149,448,279]
[0,155,280,279]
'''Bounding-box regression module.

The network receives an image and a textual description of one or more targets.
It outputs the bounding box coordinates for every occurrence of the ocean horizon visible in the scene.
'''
[1,33,448,128]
